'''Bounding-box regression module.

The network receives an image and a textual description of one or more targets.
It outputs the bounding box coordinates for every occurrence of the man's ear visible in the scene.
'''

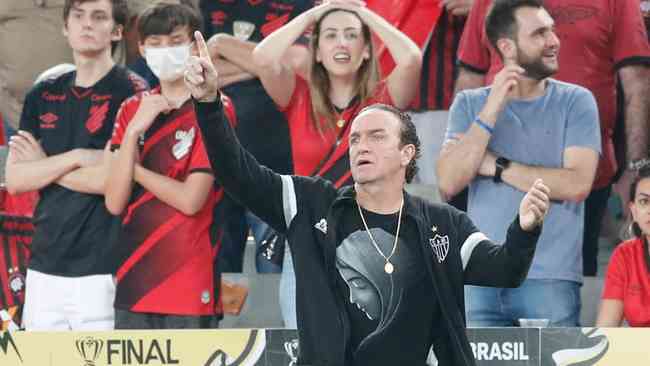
[401,144,416,168]
[497,38,517,62]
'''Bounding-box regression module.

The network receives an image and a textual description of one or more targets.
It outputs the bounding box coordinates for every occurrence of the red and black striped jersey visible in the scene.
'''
[0,215,32,317]
[410,9,466,111]
[111,89,218,315]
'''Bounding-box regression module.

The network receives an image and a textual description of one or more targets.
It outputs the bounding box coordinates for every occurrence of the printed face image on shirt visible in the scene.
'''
[336,229,417,329]
[337,263,381,320]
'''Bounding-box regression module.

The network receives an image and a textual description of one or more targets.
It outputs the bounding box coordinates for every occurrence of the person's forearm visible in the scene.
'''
[214,58,249,77]
[5,150,79,194]
[595,299,624,327]
[619,65,650,163]
[253,9,315,72]
[211,35,260,75]
[213,35,307,83]
[464,217,540,288]
[219,72,256,88]
[213,58,256,86]
[437,124,492,200]
[356,7,422,68]
[105,133,138,215]
[56,164,107,194]
[501,161,593,202]
[133,166,211,216]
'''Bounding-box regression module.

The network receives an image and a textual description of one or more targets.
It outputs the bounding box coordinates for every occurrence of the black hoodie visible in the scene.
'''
[194,97,541,366]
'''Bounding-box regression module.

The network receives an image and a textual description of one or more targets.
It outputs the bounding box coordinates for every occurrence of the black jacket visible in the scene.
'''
[195,98,541,366]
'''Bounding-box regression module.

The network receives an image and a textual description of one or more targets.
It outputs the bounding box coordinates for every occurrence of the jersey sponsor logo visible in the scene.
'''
[41,91,66,102]
[39,112,59,129]
[429,233,449,263]
[547,5,598,25]
[270,2,294,11]
[91,94,112,102]
[86,102,109,134]
[210,11,227,26]
[261,13,291,37]
[172,127,195,160]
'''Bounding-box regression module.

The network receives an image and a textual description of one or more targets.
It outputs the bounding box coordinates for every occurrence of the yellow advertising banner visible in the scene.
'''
[2,327,650,366]
[0,329,269,366]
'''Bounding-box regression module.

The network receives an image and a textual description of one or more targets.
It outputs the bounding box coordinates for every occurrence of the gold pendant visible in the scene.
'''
[384,262,394,274]
[336,119,345,128]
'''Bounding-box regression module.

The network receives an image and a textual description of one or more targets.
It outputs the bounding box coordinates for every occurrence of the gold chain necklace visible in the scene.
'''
[356,199,404,274]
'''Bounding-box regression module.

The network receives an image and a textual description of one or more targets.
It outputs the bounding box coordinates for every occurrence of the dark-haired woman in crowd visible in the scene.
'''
[597,165,650,327]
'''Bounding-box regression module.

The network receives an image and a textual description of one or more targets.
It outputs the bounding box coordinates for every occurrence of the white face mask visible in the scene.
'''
[145,44,191,81]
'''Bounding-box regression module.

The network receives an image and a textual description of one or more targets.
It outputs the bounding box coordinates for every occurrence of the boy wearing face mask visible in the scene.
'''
[105,2,219,329]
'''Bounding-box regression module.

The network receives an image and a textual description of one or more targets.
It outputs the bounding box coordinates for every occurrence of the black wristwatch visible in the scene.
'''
[494,156,511,183]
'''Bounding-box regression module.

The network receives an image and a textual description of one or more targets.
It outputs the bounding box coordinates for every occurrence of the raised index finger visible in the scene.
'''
[195,31,210,60]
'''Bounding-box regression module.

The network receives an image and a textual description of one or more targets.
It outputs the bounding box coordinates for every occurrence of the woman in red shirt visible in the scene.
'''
[597,166,650,327]
[253,0,422,181]
[251,0,421,328]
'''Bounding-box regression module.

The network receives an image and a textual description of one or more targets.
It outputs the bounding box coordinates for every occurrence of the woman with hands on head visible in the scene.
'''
[205,0,422,328]
[252,0,422,179]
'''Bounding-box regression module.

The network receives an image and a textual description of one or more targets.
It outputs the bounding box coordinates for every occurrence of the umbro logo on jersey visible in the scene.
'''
[39,112,59,129]
[314,219,327,234]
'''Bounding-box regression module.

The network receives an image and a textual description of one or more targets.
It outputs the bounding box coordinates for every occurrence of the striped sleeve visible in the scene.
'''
[455,208,540,288]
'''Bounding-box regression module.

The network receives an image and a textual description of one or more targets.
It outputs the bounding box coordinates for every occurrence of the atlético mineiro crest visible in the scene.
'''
[429,234,450,263]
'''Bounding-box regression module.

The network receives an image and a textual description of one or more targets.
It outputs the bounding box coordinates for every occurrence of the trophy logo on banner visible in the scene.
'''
[75,336,104,366]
